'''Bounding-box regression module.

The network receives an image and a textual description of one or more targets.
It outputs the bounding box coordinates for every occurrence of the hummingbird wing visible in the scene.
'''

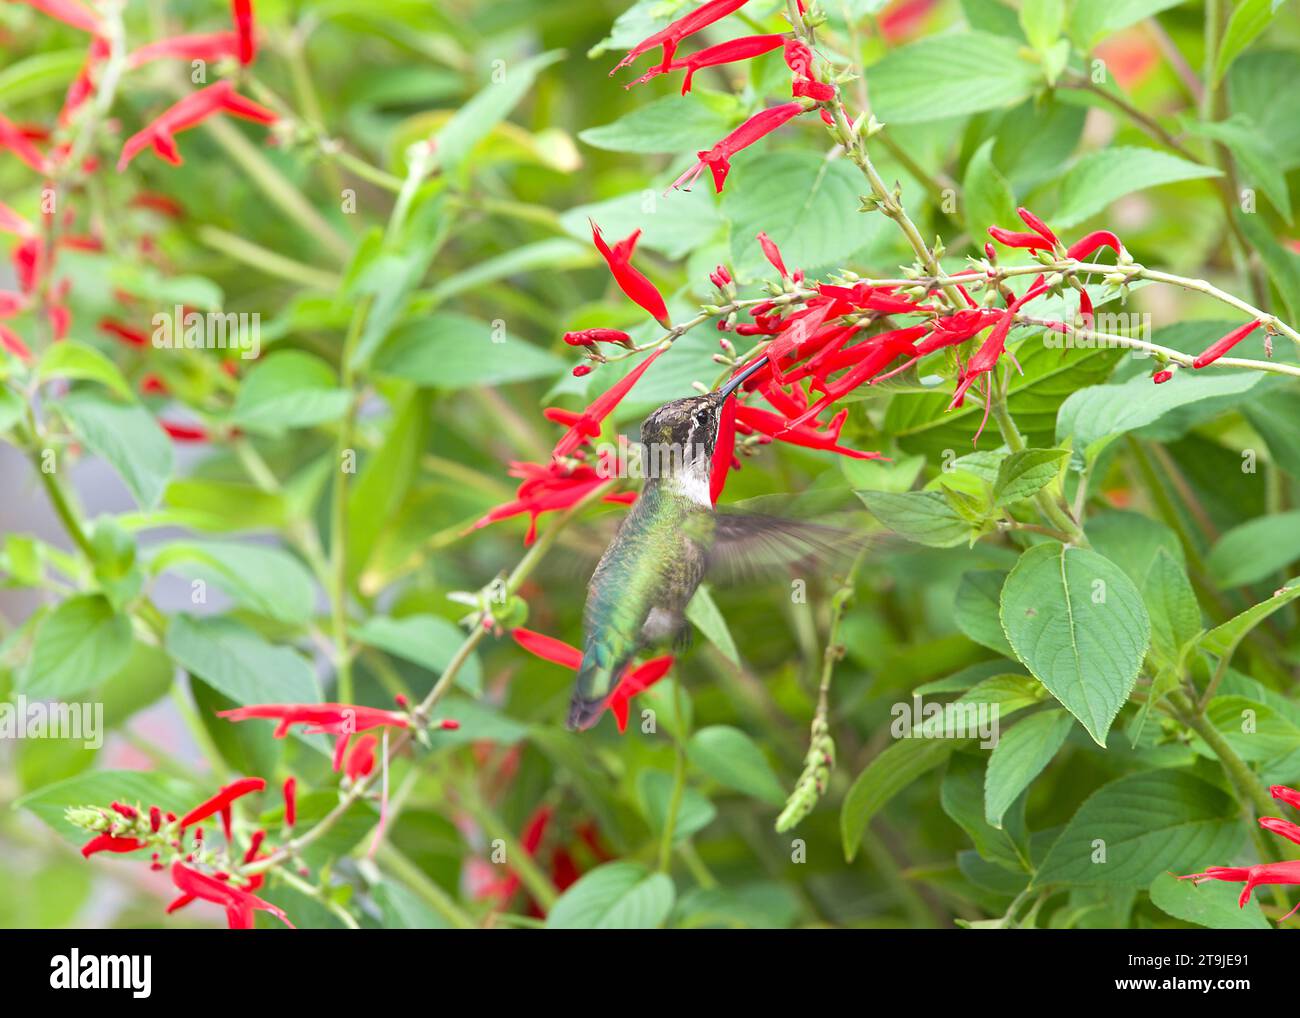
[705,509,868,584]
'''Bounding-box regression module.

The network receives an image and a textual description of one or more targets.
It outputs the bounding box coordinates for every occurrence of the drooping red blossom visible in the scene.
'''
[128,32,244,69]
[344,733,379,782]
[611,0,750,76]
[179,777,266,841]
[233,0,255,64]
[1191,320,1262,369]
[473,459,635,546]
[17,0,101,34]
[0,113,48,173]
[709,396,736,503]
[1016,207,1059,248]
[987,226,1053,252]
[169,861,294,929]
[1152,369,1173,384]
[590,220,669,326]
[81,833,147,858]
[1066,230,1126,261]
[626,34,785,93]
[118,81,276,171]
[563,328,632,347]
[511,627,674,733]
[282,776,297,827]
[792,79,836,101]
[551,345,664,459]
[58,36,109,128]
[160,420,210,442]
[99,318,149,346]
[1181,784,1300,923]
[672,102,807,193]
[219,702,413,772]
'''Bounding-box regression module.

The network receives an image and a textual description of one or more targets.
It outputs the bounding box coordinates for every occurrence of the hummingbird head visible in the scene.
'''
[639,391,725,475]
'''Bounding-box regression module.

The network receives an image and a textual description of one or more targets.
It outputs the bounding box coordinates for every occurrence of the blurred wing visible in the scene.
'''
[706,510,869,585]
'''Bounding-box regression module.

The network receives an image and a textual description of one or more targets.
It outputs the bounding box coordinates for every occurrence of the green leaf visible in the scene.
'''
[22,595,133,699]
[37,342,131,400]
[1229,51,1300,168]
[1214,0,1276,85]
[1236,210,1300,321]
[1086,510,1185,588]
[373,883,452,929]
[0,388,23,434]
[1057,366,1263,461]
[1034,770,1243,887]
[1244,388,1300,478]
[840,674,1044,859]
[1198,577,1300,657]
[16,770,198,844]
[1201,694,1300,763]
[722,151,889,273]
[984,709,1073,827]
[856,490,974,547]
[53,392,173,509]
[165,614,320,706]
[161,479,288,532]
[954,569,1016,656]
[1000,543,1150,745]
[885,335,1119,457]
[1206,511,1300,589]
[637,770,717,844]
[352,614,483,695]
[687,725,785,806]
[1148,871,1271,929]
[373,313,564,388]
[993,448,1068,505]
[684,585,739,667]
[962,138,1018,245]
[1067,0,1185,49]
[0,50,87,104]
[1188,116,1291,222]
[545,861,675,929]
[579,91,740,154]
[150,540,317,626]
[865,31,1042,124]
[943,752,1028,869]
[1053,147,1220,228]
[1143,547,1202,668]
[231,351,351,434]
[435,50,565,172]
[1020,0,1064,50]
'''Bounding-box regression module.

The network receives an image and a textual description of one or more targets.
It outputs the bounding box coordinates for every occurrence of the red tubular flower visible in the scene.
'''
[18,0,101,34]
[59,36,109,129]
[1067,230,1125,261]
[672,102,806,193]
[709,397,736,503]
[550,345,664,459]
[590,220,669,326]
[99,318,149,346]
[0,324,33,363]
[1152,369,1173,384]
[0,114,48,173]
[738,404,881,459]
[511,628,673,733]
[118,81,277,171]
[1180,783,1300,922]
[1191,320,1262,368]
[987,226,1053,252]
[161,421,210,442]
[149,806,163,832]
[81,833,147,858]
[512,628,583,669]
[563,328,631,347]
[179,777,266,840]
[1259,817,1300,846]
[169,861,294,929]
[233,0,255,64]
[757,230,788,278]
[611,0,751,75]
[220,702,412,771]
[111,801,138,819]
[345,734,379,782]
[627,34,784,93]
[709,264,732,289]
[128,32,243,69]
[1017,206,1059,247]
[792,79,835,101]
[783,38,814,77]
[282,777,297,827]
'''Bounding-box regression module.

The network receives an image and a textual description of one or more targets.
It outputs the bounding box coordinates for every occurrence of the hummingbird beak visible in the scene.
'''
[716,356,767,401]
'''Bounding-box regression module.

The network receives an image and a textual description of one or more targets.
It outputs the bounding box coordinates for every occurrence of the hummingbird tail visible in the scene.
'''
[566,692,608,731]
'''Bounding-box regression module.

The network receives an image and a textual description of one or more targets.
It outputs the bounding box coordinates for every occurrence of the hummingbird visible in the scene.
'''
[568,359,848,730]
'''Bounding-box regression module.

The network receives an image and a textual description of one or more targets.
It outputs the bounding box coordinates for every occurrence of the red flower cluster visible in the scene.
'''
[512,627,673,732]
[1181,784,1300,923]
[609,1,837,194]
[472,346,664,543]
[118,80,276,170]
[129,0,256,69]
